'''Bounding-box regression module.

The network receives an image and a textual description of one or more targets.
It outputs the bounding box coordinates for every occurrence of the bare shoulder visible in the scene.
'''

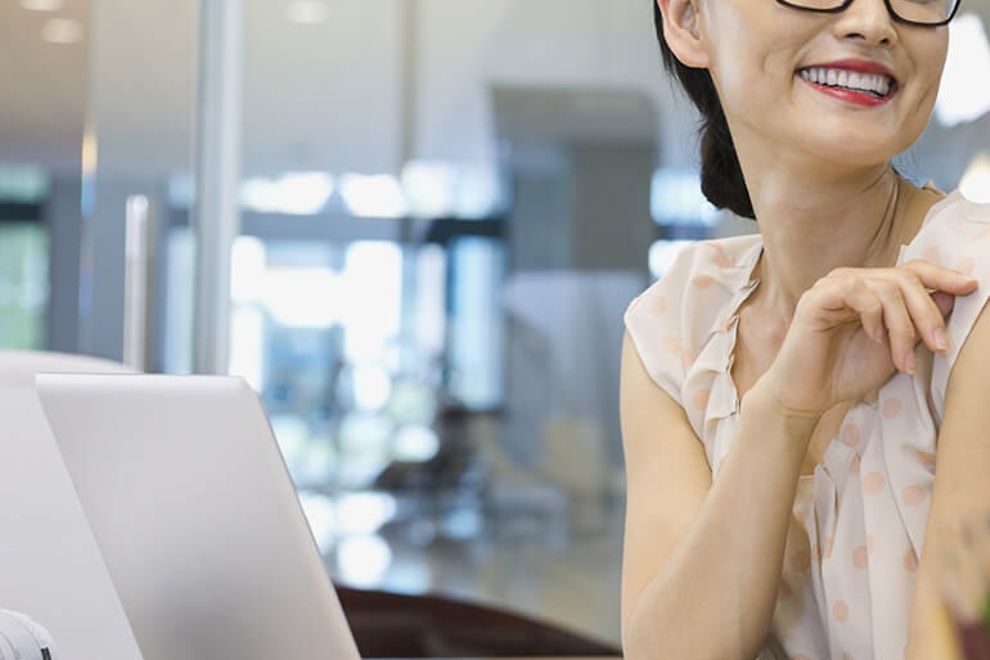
[624,234,761,400]
[938,271,990,471]
[619,327,717,482]
[923,189,990,517]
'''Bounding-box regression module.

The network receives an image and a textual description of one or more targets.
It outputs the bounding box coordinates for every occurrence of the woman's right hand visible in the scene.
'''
[756,259,979,418]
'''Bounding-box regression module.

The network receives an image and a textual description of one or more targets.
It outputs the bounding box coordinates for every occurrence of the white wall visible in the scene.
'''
[82,0,700,179]
[416,0,697,169]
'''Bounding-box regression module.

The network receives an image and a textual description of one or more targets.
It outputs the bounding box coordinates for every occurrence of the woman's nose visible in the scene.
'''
[833,0,899,47]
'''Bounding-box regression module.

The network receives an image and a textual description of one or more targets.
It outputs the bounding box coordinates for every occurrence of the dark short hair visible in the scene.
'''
[653,2,756,220]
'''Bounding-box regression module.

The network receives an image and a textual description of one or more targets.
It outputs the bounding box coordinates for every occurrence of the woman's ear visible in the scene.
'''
[657,0,710,69]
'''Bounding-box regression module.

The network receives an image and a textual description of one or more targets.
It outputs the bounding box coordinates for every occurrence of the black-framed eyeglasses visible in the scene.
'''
[775,0,962,27]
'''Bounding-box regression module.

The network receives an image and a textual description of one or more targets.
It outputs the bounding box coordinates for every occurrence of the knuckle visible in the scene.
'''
[838,274,861,295]
[811,276,833,293]
[828,266,853,280]
[872,279,900,297]
[886,265,911,279]
[894,269,922,289]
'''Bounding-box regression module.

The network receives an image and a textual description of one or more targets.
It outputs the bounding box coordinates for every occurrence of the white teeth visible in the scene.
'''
[798,66,895,97]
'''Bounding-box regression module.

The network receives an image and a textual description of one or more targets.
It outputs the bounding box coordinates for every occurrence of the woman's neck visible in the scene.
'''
[747,166,937,325]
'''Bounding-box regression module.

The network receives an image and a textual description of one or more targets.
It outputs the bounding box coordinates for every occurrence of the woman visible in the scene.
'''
[620,0,990,658]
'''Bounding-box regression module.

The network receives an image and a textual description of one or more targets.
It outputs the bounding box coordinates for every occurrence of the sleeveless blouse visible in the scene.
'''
[623,185,990,660]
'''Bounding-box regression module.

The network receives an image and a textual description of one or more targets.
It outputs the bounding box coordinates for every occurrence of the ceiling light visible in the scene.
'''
[42,18,83,44]
[240,172,334,215]
[400,160,504,219]
[401,161,457,218]
[340,174,407,218]
[287,0,329,25]
[21,0,63,11]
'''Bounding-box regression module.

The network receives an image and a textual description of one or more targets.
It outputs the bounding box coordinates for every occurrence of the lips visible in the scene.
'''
[798,76,896,107]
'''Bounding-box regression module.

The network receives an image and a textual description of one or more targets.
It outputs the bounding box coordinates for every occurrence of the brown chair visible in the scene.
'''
[336,585,621,658]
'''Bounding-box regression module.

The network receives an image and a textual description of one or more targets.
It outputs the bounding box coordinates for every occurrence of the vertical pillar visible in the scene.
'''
[397,0,420,374]
[193,0,243,374]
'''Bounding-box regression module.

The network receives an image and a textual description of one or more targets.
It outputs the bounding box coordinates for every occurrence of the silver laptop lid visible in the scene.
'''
[36,374,361,660]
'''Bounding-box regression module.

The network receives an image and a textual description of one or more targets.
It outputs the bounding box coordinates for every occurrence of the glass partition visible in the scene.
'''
[227,3,990,647]
[0,2,88,353]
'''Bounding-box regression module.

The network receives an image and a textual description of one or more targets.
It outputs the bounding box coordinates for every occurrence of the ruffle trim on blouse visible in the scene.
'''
[681,239,764,460]
[683,182,952,473]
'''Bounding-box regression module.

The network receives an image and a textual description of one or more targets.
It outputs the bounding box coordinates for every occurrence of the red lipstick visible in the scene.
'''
[796,59,899,108]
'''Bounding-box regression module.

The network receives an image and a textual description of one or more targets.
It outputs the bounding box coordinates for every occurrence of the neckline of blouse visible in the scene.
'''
[720,179,960,384]
[717,182,959,418]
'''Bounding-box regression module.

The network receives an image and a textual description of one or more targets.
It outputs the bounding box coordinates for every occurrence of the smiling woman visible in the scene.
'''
[621,1,990,659]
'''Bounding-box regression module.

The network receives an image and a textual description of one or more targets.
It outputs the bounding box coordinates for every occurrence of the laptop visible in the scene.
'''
[35,374,362,660]
[0,386,144,660]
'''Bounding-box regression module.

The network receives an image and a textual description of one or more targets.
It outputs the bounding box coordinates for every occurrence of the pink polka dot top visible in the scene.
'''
[623,184,990,660]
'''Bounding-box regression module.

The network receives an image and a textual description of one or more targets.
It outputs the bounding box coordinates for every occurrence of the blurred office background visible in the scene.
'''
[2,0,989,647]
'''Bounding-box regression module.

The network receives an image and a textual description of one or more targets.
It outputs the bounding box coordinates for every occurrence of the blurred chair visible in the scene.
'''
[336,585,621,658]
[0,350,134,387]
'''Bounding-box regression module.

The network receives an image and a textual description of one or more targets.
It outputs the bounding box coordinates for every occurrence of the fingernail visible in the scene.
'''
[934,327,948,352]
[904,351,916,374]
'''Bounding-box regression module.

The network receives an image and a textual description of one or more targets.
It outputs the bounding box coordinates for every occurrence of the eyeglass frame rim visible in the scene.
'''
[774,0,962,28]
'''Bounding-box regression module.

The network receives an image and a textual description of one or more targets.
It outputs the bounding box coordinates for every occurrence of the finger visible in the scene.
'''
[842,281,886,344]
[901,259,979,295]
[884,270,952,353]
[862,278,916,373]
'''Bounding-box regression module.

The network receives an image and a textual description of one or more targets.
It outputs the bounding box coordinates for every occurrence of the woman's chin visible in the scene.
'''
[792,113,927,169]
[796,135,906,170]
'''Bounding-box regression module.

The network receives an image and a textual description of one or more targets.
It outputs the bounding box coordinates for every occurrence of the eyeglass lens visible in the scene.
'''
[784,0,958,25]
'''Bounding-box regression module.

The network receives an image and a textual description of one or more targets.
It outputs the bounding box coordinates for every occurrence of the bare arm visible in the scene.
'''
[906,303,990,658]
[620,331,822,660]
